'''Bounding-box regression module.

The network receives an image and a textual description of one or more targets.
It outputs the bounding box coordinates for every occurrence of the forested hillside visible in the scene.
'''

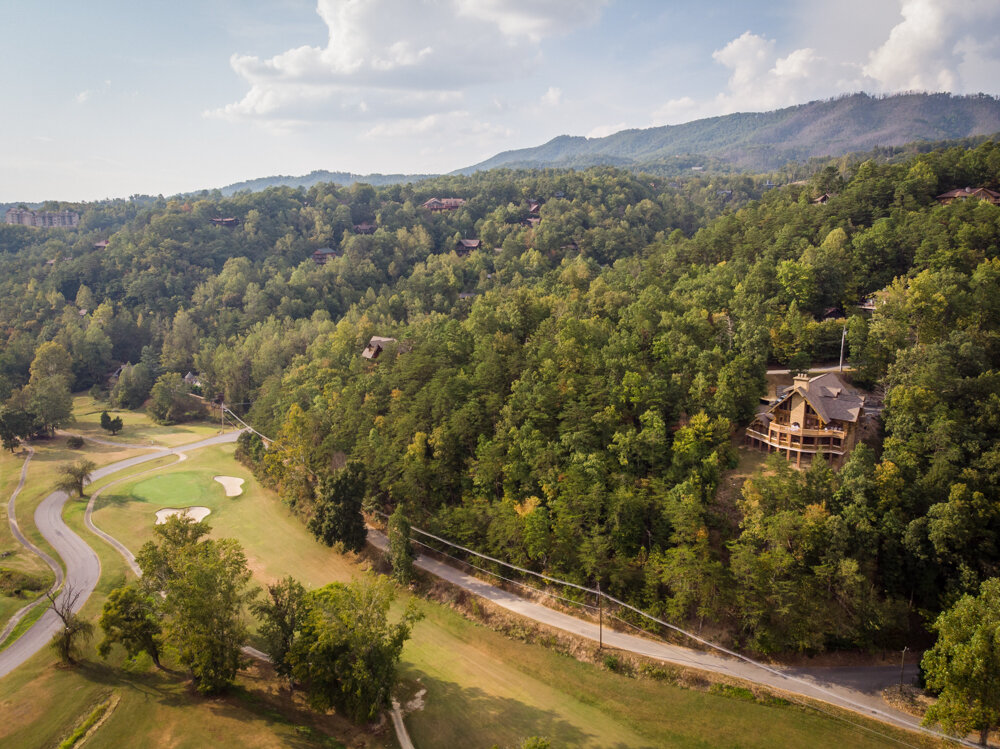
[3,141,1000,654]
[463,92,1000,173]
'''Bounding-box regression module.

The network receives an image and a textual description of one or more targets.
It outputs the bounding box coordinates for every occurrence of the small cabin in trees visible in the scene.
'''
[311,247,339,265]
[93,239,110,250]
[935,187,1000,205]
[209,217,239,227]
[455,238,481,256]
[353,222,376,234]
[745,372,865,468]
[422,197,466,212]
[361,336,397,361]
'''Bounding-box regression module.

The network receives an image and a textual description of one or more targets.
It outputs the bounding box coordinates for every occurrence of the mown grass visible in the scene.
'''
[0,460,387,749]
[87,445,944,749]
[70,394,225,447]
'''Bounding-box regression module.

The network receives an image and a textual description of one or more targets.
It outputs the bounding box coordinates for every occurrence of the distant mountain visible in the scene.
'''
[217,169,437,196]
[458,92,1000,174]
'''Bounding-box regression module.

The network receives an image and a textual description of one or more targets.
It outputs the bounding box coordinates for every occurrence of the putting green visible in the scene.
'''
[130,470,223,507]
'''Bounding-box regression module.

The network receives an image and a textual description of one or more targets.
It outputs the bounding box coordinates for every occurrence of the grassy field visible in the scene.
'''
[83,444,942,749]
[69,394,226,447]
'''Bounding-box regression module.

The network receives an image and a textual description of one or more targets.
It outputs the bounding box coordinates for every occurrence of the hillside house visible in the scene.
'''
[361,336,397,361]
[210,217,239,227]
[745,372,865,468]
[455,238,481,256]
[422,197,466,212]
[353,222,376,234]
[811,193,835,204]
[93,239,110,250]
[311,247,339,265]
[935,187,1000,205]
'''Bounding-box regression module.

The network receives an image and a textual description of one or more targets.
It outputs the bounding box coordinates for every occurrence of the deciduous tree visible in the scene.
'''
[922,578,1000,745]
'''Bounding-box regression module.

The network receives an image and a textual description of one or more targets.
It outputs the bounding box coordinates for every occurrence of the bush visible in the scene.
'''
[0,568,47,596]
[66,435,85,449]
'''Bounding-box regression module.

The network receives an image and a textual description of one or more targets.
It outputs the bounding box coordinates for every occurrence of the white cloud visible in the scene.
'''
[541,87,562,106]
[587,122,627,139]
[454,0,607,41]
[652,1,1000,125]
[863,0,1000,92]
[209,0,605,125]
[75,90,92,104]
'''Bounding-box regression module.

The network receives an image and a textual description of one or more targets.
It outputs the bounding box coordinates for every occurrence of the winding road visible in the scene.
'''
[0,431,240,679]
[1,429,964,746]
[368,531,970,747]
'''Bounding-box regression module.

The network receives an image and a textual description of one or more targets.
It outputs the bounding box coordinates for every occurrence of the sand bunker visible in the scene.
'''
[155,506,211,525]
[213,475,245,497]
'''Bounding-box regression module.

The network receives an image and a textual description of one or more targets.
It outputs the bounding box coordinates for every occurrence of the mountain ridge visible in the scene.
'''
[457,92,1000,174]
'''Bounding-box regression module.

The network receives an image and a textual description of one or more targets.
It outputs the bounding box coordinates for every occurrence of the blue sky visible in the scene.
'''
[2,0,999,201]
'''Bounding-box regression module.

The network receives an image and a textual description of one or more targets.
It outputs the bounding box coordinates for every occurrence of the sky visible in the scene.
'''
[2,0,1000,202]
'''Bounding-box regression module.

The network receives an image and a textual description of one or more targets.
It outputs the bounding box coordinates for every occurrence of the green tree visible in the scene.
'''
[922,578,1000,745]
[290,576,421,722]
[100,410,124,435]
[162,536,256,693]
[55,458,97,497]
[26,375,73,435]
[308,463,367,552]
[29,340,73,384]
[387,504,415,585]
[98,584,164,668]
[252,575,306,681]
[148,372,204,424]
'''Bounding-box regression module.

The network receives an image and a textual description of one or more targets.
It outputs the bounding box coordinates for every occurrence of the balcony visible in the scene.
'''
[744,426,847,457]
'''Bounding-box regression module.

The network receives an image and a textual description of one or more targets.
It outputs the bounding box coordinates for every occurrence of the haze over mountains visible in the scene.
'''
[214,92,1000,194]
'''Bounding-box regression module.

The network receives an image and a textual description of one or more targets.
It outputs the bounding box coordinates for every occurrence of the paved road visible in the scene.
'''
[367,531,968,747]
[0,431,241,679]
[0,448,64,644]
[766,364,851,375]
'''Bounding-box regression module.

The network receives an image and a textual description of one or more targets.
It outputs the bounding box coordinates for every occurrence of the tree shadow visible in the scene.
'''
[404,672,648,749]
[92,492,142,510]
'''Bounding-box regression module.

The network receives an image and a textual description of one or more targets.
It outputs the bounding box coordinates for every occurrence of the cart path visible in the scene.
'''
[366,530,967,747]
[0,431,240,678]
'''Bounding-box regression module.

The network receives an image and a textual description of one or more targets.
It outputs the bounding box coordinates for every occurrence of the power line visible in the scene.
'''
[237,419,968,746]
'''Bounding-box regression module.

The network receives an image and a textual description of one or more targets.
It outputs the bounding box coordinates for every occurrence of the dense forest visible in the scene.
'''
[3,140,1000,654]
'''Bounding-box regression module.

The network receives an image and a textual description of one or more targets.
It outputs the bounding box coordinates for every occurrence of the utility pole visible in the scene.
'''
[899,646,908,691]
[597,580,603,650]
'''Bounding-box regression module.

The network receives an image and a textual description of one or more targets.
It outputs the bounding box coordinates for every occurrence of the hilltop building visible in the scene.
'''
[5,208,79,227]
[745,372,865,468]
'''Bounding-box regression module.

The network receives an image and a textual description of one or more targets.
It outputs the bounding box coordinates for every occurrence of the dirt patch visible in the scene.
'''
[155,507,211,525]
[881,684,934,719]
[213,475,245,497]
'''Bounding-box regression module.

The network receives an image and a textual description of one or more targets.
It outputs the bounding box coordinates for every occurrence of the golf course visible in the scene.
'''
[0,398,946,748]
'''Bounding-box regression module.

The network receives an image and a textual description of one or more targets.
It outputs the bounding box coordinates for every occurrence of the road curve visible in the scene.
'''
[0,431,241,679]
[0,448,64,644]
[367,531,967,747]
